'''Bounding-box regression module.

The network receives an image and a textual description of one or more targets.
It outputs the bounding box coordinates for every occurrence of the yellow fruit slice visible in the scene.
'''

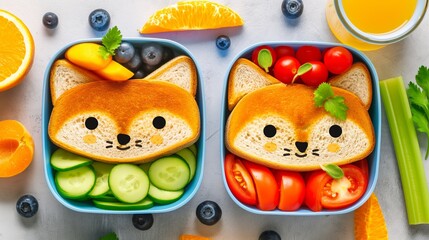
[94,60,133,81]
[0,9,34,92]
[140,0,244,34]
[354,193,388,240]
[179,234,211,240]
[65,43,112,71]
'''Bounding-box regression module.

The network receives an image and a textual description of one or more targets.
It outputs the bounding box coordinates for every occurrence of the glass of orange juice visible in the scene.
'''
[326,0,428,51]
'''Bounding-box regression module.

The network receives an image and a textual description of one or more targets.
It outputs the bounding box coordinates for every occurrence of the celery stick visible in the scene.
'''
[380,76,429,225]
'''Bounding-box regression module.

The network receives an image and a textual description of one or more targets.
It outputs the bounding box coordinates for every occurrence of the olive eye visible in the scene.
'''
[85,117,98,130]
[263,125,277,138]
[329,124,342,138]
[152,116,166,129]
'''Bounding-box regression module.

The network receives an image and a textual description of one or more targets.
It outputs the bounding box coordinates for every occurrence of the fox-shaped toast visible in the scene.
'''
[226,59,375,171]
[48,58,200,164]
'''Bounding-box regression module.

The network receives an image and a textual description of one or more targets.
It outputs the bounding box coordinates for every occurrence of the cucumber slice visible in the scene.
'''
[93,198,153,210]
[51,148,93,171]
[148,183,184,204]
[88,162,114,198]
[149,156,190,191]
[176,148,197,182]
[109,164,149,203]
[93,195,119,202]
[55,166,96,199]
[188,144,198,157]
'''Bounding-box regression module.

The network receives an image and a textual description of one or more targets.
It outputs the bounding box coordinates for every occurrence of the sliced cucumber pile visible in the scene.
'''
[50,144,198,210]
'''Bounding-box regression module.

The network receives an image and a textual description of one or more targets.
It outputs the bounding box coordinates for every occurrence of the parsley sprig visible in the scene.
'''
[314,83,348,120]
[407,66,429,159]
[99,26,122,59]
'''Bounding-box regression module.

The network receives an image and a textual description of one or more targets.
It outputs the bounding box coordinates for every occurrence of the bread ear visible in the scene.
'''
[227,58,280,110]
[328,63,373,109]
[143,56,198,97]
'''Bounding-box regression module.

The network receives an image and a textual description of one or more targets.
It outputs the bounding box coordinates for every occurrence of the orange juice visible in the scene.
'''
[326,0,427,51]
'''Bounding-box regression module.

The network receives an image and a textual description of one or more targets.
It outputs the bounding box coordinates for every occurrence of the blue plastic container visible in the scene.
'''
[220,41,381,216]
[42,38,206,214]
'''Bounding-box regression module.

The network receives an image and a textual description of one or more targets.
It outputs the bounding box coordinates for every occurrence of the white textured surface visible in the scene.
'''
[1,0,429,239]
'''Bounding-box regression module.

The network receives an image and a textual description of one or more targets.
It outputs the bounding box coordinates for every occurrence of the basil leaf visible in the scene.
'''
[320,164,344,179]
[257,49,273,72]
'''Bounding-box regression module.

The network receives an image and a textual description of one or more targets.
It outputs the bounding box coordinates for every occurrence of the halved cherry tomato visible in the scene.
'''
[323,46,353,74]
[242,160,279,210]
[224,154,257,206]
[305,164,368,211]
[353,158,369,179]
[296,46,322,64]
[274,170,305,211]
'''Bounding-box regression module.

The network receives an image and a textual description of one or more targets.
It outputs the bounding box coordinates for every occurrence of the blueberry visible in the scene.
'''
[16,194,39,218]
[162,47,175,63]
[114,42,135,64]
[89,9,110,31]
[124,53,143,72]
[132,214,154,231]
[141,43,164,67]
[42,12,59,29]
[196,200,222,226]
[132,70,146,79]
[259,230,281,240]
[281,0,304,19]
[216,35,231,50]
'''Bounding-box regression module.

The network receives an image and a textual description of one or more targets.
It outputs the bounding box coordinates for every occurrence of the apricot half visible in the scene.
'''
[0,120,34,177]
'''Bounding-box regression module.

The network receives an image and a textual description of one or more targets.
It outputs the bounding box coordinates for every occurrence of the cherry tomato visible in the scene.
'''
[305,164,368,211]
[323,46,353,74]
[275,170,305,211]
[224,154,257,206]
[296,46,322,64]
[273,56,301,84]
[242,160,279,211]
[300,61,329,87]
[251,45,277,71]
[274,46,295,59]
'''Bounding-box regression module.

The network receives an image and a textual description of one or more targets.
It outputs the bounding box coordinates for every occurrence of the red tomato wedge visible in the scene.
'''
[353,158,369,179]
[305,164,368,211]
[224,154,257,206]
[242,160,279,211]
[274,170,305,211]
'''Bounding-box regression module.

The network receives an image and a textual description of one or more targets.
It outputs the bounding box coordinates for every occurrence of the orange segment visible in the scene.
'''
[140,0,244,34]
[354,193,389,240]
[0,120,34,178]
[179,234,211,240]
[0,10,34,92]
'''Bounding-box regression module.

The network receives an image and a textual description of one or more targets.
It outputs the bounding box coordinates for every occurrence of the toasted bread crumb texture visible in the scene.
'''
[144,56,197,97]
[226,84,374,171]
[329,63,372,109]
[48,80,200,163]
[228,58,280,110]
[50,60,103,104]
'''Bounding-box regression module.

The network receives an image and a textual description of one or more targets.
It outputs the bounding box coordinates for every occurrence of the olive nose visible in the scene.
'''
[117,134,131,145]
[295,141,308,153]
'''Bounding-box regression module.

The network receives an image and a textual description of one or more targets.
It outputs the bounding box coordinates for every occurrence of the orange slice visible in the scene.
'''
[0,9,34,92]
[354,193,389,240]
[140,0,244,34]
[179,234,211,240]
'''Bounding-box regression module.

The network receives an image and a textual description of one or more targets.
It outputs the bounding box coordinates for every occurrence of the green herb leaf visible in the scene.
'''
[320,164,344,179]
[325,96,348,121]
[314,83,347,120]
[314,82,334,107]
[407,82,429,110]
[99,232,118,240]
[257,49,273,72]
[416,66,429,95]
[292,63,312,83]
[99,26,122,59]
